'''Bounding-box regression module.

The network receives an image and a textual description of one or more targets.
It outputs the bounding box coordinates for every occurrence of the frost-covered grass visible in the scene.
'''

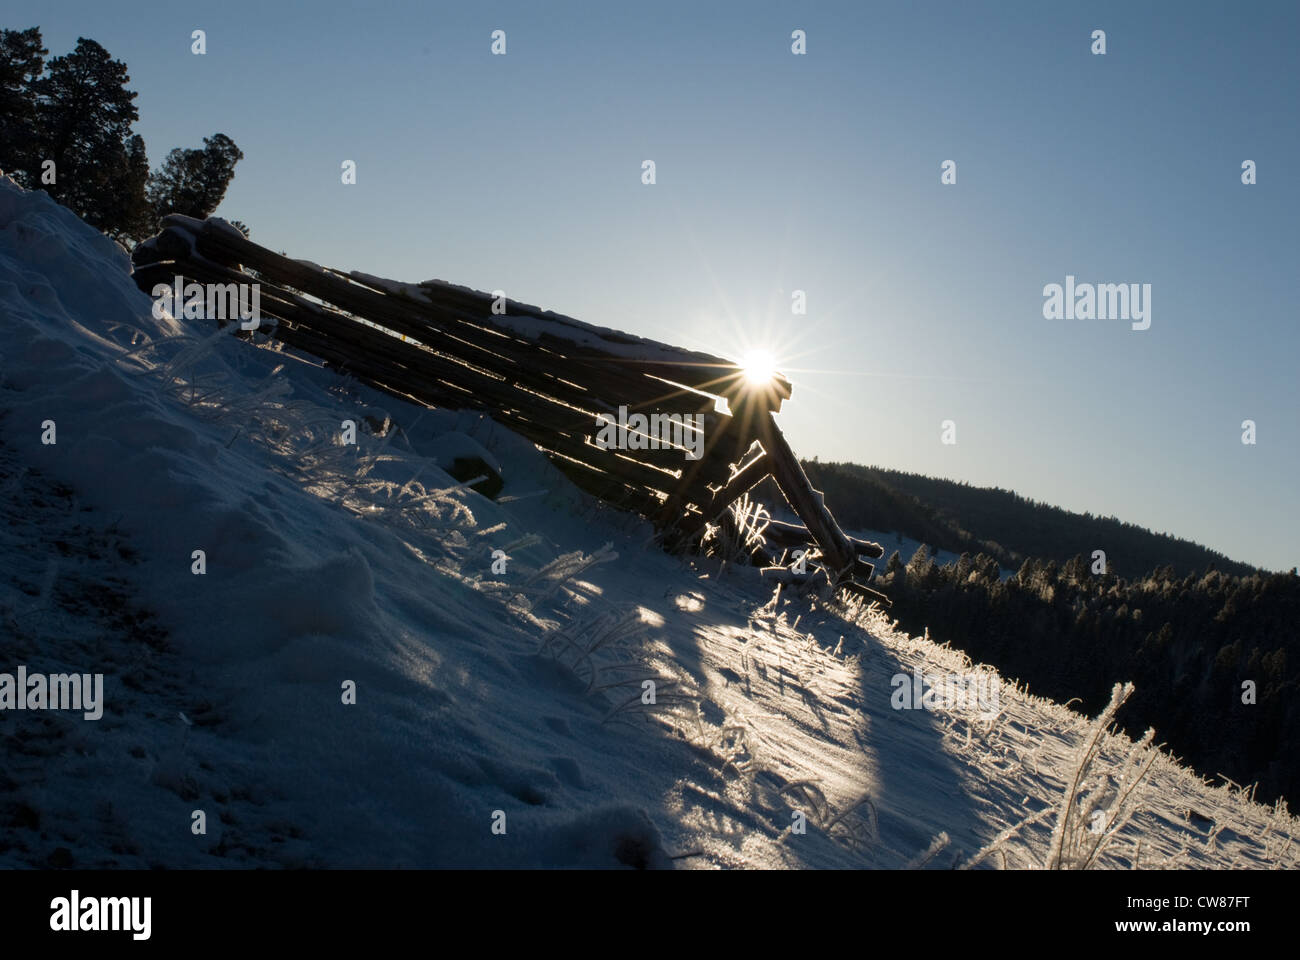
[961,682,1158,870]
[700,491,771,575]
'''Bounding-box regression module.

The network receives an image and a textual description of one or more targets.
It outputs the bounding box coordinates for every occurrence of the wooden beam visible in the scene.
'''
[762,519,885,560]
[754,410,860,583]
[663,450,772,548]
[162,218,794,410]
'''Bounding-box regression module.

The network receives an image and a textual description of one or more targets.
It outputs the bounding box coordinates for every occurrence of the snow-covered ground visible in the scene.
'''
[847,526,1014,580]
[2,175,1296,869]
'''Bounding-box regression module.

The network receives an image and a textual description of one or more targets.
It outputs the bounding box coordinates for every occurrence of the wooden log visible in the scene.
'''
[145,251,722,481]
[187,226,777,444]
[271,322,684,500]
[163,218,793,409]
[162,248,738,485]
[664,449,772,547]
[538,455,662,516]
[654,389,769,534]
[754,410,859,582]
[366,269,793,405]
[840,579,892,606]
[762,519,885,561]
[132,260,693,502]
[164,226,733,438]
[131,228,193,267]
[275,320,680,505]
[278,323,665,514]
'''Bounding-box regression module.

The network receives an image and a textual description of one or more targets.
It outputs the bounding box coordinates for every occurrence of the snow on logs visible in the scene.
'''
[131,217,885,603]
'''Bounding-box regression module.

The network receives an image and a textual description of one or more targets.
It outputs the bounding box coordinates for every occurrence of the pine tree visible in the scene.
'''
[905,543,938,591]
[147,133,244,222]
[0,27,46,185]
[905,543,930,576]
[109,133,152,243]
[32,37,139,232]
[955,551,973,583]
[1062,553,1087,586]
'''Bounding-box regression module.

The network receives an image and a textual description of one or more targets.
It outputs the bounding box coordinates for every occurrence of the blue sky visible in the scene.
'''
[15,1,1299,570]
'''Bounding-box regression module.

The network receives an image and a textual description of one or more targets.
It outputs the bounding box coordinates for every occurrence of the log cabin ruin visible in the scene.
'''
[130,215,888,605]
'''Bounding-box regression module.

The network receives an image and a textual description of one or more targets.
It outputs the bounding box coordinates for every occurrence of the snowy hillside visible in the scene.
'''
[2,175,1296,869]
[848,525,1014,580]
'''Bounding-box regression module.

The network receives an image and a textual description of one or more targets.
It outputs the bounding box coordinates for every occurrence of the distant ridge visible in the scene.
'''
[799,461,1262,579]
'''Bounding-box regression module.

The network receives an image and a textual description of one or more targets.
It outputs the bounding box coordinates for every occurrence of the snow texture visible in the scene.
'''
[1,175,1296,869]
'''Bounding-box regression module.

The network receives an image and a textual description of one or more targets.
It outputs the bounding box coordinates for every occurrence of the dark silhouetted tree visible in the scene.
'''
[109,133,152,243]
[0,27,47,185]
[146,133,243,223]
[32,37,139,233]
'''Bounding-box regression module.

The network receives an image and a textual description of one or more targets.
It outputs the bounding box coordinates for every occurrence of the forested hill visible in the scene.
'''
[801,461,1264,579]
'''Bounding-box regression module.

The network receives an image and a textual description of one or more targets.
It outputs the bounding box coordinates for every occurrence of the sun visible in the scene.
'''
[741,349,777,385]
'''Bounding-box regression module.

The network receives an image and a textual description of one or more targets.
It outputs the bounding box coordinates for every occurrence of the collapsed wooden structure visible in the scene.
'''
[130,216,887,604]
